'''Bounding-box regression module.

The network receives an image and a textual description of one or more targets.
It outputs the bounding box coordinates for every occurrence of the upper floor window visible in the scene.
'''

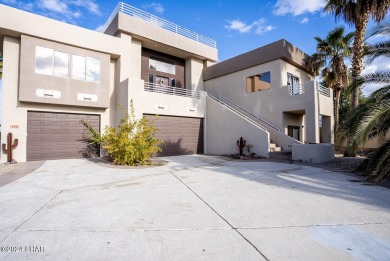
[287,73,299,86]
[149,56,176,75]
[35,46,69,77]
[246,71,271,93]
[71,55,101,82]
[35,46,100,82]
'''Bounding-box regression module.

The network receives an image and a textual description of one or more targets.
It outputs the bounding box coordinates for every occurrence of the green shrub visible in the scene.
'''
[82,101,161,166]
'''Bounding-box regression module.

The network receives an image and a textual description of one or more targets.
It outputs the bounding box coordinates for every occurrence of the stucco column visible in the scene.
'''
[185,57,204,92]
[305,82,320,143]
[1,36,24,163]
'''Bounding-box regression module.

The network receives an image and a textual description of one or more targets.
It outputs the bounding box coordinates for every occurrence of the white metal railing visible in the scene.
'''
[318,84,331,97]
[144,82,200,99]
[219,96,281,131]
[289,84,305,95]
[208,95,267,132]
[102,2,217,48]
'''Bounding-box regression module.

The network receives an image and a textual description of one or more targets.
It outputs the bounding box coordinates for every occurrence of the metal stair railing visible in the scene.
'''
[219,96,281,131]
[208,94,267,132]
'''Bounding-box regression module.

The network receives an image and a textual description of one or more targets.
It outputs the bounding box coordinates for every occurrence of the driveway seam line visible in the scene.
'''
[0,190,63,243]
[169,171,269,261]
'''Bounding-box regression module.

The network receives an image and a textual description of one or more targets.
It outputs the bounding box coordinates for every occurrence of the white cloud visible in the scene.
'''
[28,0,102,22]
[273,0,325,16]
[225,19,275,35]
[38,0,69,13]
[300,17,309,24]
[70,0,101,15]
[142,3,164,14]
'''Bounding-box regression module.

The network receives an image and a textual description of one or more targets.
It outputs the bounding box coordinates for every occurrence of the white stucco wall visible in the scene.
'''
[205,96,269,157]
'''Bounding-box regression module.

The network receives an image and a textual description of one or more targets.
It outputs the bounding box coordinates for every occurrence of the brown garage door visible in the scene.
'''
[144,114,203,156]
[27,111,100,161]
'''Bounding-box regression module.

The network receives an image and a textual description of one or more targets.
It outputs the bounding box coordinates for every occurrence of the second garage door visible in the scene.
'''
[144,114,204,156]
[27,111,100,161]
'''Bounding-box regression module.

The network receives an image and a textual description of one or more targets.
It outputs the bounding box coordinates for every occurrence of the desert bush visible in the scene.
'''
[82,101,161,166]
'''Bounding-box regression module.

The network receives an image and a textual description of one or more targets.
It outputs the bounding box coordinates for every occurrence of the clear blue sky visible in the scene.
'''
[0,0,389,95]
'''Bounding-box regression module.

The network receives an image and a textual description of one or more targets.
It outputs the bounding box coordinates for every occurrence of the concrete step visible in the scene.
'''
[269,151,292,160]
[269,143,281,152]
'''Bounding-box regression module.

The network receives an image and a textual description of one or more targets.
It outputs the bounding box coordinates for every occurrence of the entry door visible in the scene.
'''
[287,126,301,141]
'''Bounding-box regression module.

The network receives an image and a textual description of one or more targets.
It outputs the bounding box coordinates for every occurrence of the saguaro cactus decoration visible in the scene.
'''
[2,132,18,163]
[237,137,246,156]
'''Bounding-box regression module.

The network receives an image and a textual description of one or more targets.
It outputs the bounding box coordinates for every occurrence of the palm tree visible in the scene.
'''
[324,0,390,156]
[309,27,353,136]
[341,21,390,182]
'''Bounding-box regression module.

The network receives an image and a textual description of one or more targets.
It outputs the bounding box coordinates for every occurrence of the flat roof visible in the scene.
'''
[203,39,312,81]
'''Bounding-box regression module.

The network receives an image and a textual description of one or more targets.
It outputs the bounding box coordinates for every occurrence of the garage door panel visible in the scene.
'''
[144,114,203,156]
[27,111,100,161]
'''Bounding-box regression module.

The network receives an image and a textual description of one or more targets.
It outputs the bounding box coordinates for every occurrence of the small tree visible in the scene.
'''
[82,100,161,166]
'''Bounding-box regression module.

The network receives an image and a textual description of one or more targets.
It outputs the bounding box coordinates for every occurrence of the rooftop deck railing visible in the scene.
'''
[144,82,200,99]
[102,2,217,48]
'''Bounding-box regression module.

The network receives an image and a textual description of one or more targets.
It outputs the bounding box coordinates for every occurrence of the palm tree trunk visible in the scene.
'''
[345,13,368,157]
[351,14,368,109]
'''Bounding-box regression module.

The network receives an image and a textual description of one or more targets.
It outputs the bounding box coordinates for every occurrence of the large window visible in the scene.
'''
[149,56,176,75]
[35,46,69,77]
[35,46,100,82]
[71,55,101,82]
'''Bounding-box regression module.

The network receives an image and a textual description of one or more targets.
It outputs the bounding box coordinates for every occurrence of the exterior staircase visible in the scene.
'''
[269,141,281,152]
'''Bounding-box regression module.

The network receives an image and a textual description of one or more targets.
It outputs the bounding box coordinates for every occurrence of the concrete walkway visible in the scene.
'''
[0,155,389,260]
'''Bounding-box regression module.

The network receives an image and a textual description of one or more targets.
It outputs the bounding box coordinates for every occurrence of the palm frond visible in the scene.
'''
[365,41,390,63]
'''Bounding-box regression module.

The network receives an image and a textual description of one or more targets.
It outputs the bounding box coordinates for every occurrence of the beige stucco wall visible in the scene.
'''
[186,58,205,92]
[19,35,111,108]
[123,77,206,120]
[113,13,218,62]
[1,36,116,163]
[204,59,334,145]
[0,4,127,57]
[205,96,269,157]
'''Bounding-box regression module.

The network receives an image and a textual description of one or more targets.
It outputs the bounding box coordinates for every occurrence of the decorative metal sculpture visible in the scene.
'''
[237,137,246,156]
[2,132,18,163]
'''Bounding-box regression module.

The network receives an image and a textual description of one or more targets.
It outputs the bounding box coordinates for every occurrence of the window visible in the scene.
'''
[72,55,86,80]
[72,55,101,82]
[171,78,176,87]
[287,73,299,86]
[35,46,69,77]
[86,57,100,82]
[149,57,176,74]
[53,51,69,77]
[148,73,154,83]
[246,71,271,93]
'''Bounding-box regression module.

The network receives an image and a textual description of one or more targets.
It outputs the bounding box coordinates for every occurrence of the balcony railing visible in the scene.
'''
[102,2,217,48]
[289,84,305,95]
[144,82,200,99]
[318,84,331,97]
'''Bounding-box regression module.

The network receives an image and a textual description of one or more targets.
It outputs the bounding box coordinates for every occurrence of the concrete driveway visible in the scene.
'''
[0,155,389,260]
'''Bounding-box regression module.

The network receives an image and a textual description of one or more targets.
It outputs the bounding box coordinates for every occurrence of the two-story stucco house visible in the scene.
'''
[0,2,333,163]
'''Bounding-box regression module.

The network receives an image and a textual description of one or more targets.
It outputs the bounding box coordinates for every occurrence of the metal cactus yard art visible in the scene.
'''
[237,137,246,156]
[2,132,18,163]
